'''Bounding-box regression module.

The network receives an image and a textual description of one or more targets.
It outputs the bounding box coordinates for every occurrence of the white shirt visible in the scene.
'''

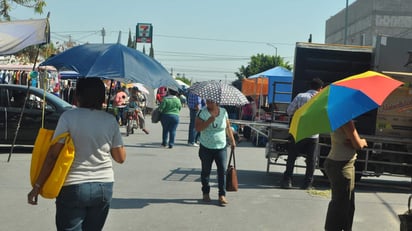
[53,108,123,185]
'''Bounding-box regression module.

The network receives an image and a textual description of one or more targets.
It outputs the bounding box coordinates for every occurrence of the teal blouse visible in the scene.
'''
[198,107,228,149]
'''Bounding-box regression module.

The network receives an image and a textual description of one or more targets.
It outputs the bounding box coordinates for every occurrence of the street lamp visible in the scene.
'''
[266,43,278,57]
[266,43,278,66]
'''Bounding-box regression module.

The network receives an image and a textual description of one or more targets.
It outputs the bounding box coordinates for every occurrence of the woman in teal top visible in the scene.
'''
[195,99,236,206]
[158,89,182,148]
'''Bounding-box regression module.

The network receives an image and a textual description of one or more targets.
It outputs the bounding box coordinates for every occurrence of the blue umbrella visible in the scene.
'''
[40,43,180,90]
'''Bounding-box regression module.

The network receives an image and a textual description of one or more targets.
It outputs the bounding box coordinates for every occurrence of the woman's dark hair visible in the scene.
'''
[75,78,105,109]
[168,89,178,96]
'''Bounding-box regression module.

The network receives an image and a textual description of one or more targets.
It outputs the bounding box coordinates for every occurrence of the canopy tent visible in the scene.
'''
[175,79,190,89]
[1,18,50,162]
[59,70,80,79]
[0,18,50,55]
[248,66,293,103]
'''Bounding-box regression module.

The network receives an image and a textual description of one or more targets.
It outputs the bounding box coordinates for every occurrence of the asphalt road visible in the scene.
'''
[1,108,410,230]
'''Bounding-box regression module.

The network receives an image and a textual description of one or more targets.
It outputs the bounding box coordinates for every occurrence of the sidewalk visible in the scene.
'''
[0,108,408,230]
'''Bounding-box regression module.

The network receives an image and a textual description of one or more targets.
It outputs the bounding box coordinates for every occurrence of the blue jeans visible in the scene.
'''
[198,144,227,196]
[188,109,198,144]
[115,107,126,125]
[55,182,113,231]
[160,114,179,147]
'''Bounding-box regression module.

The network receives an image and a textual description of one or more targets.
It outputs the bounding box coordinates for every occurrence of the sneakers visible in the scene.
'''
[188,143,199,147]
[218,195,228,206]
[142,128,149,134]
[280,177,292,189]
[202,194,211,202]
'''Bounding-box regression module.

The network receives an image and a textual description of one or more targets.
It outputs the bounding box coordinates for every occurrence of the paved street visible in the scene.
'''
[1,108,411,230]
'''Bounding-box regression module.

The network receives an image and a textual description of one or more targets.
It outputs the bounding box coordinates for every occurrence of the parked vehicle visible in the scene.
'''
[0,84,73,145]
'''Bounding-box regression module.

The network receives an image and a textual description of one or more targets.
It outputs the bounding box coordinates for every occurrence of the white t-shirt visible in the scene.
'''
[53,107,123,185]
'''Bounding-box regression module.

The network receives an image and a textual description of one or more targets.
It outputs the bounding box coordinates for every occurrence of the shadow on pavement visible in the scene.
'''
[110,197,222,209]
[163,167,281,189]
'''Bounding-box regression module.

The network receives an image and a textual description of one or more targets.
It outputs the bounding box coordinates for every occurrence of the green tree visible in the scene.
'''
[0,0,46,21]
[235,53,292,80]
[176,76,191,86]
[127,29,136,49]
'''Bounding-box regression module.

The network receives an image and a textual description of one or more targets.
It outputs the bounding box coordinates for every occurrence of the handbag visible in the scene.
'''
[399,195,412,231]
[30,128,75,199]
[226,149,238,192]
[151,107,161,123]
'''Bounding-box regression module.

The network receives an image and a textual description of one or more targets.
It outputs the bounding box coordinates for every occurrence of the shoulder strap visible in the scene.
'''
[227,149,236,168]
[51,132,70,145]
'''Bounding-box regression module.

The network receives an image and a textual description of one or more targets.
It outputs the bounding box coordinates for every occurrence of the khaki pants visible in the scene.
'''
[324,158,355,231]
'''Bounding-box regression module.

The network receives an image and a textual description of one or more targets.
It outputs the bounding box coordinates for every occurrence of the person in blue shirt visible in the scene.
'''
[187,92,203,146]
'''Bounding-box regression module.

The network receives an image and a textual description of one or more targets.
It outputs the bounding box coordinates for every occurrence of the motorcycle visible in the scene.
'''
[126,108,138,136]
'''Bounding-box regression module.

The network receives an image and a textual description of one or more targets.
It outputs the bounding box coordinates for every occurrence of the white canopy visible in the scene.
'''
[0,18,49,55]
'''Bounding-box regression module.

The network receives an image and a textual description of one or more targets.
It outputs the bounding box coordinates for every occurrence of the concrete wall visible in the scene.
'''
[325,0,412,46]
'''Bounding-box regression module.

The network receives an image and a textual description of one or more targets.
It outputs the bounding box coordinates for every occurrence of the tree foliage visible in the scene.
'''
[127,29,136,49]
[176,76,191,86]
[234,53,292,80]
[0,0,46,21]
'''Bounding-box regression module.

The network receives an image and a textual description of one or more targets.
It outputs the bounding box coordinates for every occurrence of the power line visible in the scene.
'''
[156,34,294,47]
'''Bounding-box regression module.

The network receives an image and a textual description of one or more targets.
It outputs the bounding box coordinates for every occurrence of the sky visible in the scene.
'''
[9,0,353,82]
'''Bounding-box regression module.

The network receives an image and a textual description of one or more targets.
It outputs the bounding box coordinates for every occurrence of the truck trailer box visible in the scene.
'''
[373,35,412,138]
[376,76,412,138]
[293,42,375,135]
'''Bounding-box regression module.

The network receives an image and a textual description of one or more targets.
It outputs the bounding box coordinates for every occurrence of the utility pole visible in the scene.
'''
[101,27,106,44]
[344,0,349,45]
[117,30,121,44]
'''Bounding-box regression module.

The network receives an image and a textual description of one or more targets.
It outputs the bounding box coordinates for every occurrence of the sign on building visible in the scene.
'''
[136,23,153,43]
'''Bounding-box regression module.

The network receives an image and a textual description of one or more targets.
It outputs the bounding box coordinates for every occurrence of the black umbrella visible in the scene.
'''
[189,80,249,106]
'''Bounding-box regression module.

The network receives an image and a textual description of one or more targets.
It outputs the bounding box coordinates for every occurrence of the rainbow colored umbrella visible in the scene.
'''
[289,71,403,142]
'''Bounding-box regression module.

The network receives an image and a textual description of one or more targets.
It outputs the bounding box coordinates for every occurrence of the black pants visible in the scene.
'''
[283,137,318,183]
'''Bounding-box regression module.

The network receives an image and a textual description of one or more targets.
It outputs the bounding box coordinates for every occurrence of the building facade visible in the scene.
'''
[325,0,412,46]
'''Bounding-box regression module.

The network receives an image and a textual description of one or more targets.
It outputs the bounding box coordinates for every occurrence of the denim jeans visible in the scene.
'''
[283,137,318,183]
[188,109,198,144]
[324,158,355,231]
[160,114,179,147]
[55,182,113,231]
[116,107,126,125]
[198,144,227,196]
